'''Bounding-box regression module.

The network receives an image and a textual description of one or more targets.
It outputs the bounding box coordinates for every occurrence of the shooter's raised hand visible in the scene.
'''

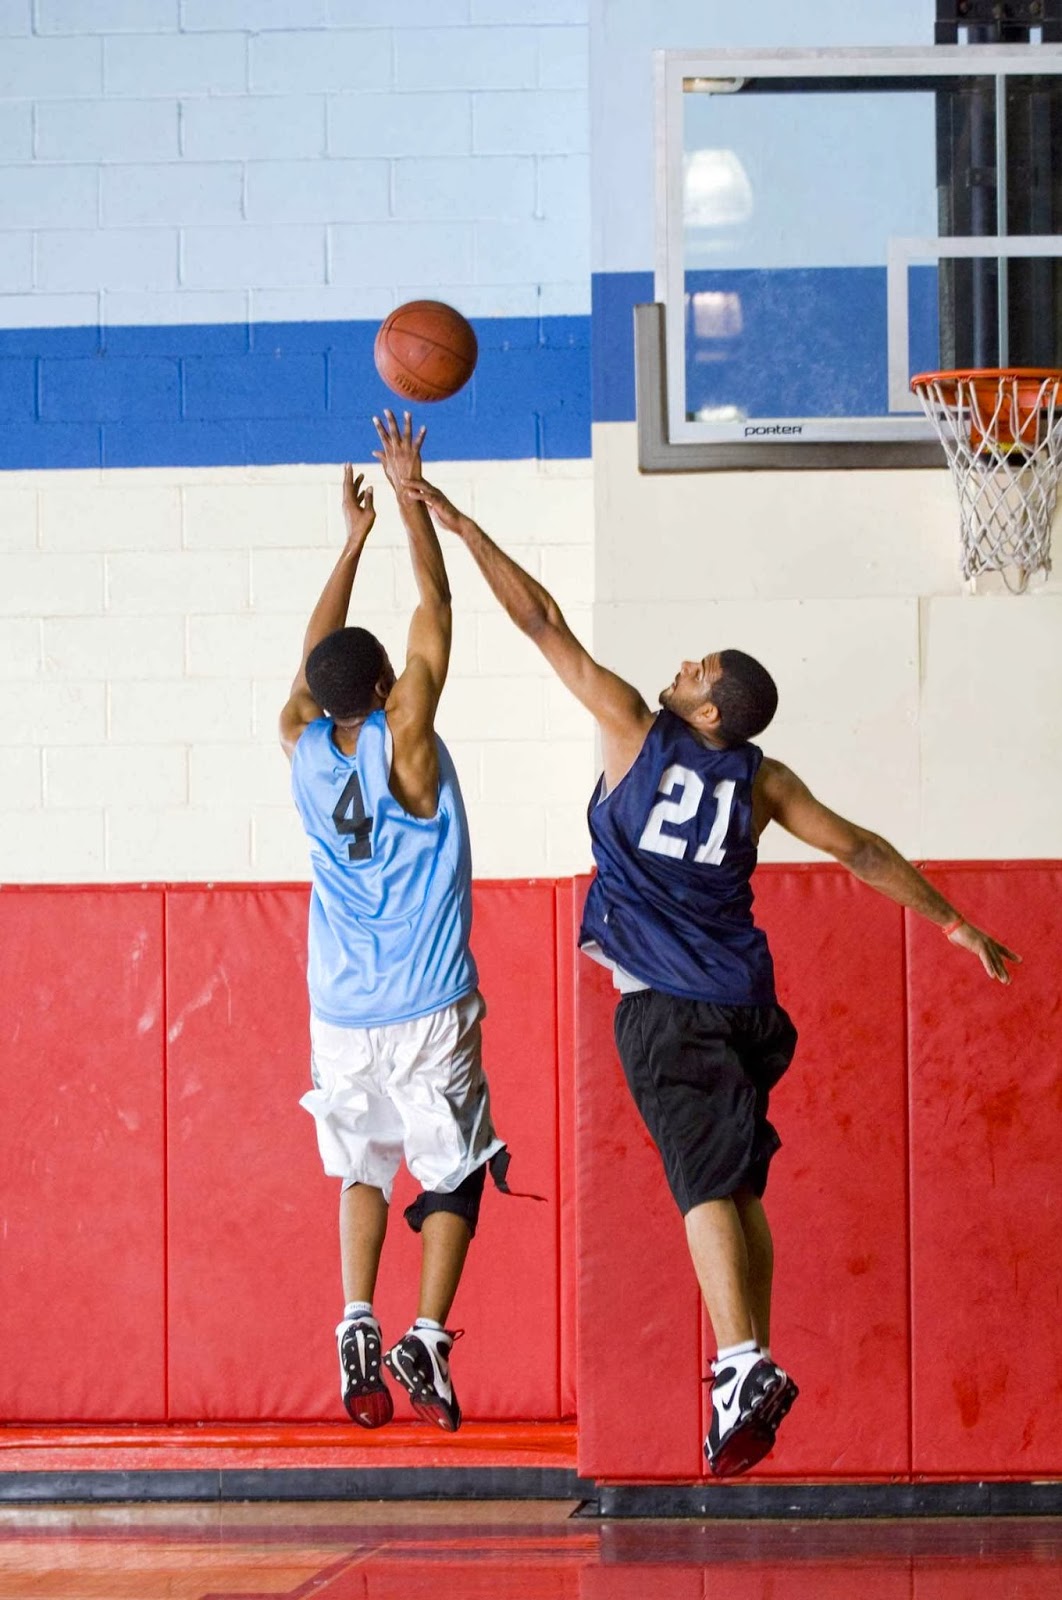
[341,463,375,547]
[372,409,427,498]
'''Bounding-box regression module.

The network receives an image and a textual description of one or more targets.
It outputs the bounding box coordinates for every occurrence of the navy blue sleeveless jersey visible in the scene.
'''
[579,709,776,1006]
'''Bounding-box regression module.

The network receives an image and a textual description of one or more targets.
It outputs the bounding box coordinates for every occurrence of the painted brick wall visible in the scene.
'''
[0,2,596,883]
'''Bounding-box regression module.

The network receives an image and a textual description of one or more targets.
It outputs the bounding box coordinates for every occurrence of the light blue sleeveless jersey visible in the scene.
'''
[290,712,477,1027]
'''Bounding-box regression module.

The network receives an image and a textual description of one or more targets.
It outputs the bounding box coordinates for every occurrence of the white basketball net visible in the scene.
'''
[912,372,1062,593]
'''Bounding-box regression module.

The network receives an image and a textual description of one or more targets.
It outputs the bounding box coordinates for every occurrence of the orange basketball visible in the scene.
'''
[373,300,478,403]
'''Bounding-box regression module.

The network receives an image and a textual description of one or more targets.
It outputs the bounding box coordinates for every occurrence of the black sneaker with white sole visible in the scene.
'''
[704,1356,799,1478]
[336,1315,393,1429]
[384,1325,463,1432]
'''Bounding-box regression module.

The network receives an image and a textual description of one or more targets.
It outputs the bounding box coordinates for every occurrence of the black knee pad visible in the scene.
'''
[404,1162,488,1237]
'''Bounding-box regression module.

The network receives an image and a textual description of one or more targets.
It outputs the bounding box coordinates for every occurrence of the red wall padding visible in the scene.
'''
[574,876,705,1481]
[165,881,563,1423]
[742,867,910,1479]
[907,864,1062,1477]
[0,888,167,1421]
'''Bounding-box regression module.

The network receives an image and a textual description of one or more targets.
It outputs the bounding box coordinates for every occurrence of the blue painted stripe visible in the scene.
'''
[0,314,591,469]
[590,267,940,423]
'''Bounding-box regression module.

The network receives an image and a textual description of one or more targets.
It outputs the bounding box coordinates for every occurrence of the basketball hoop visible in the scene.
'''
[910,368,1062,593]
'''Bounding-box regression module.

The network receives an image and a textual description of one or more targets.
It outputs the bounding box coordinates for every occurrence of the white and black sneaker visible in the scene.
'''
[704,1355,799,1478]
[336,1316,393,1429]
[384,1325,463,1432]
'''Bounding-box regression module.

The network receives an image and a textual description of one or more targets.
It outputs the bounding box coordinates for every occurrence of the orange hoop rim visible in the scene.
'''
[911,366,1062,399]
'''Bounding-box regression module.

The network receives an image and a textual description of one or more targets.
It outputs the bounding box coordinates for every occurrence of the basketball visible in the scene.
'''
[374,300,478,403]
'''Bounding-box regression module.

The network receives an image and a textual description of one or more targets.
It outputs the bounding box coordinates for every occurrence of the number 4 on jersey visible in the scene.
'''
[332,771,373,861]
[638,764,736,865]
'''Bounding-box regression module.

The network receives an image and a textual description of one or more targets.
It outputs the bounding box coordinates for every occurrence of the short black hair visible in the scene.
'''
[305,627,387,721]
[710,649,778,744]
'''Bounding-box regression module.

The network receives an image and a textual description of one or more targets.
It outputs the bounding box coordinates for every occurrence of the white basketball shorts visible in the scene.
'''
[299,989,504,1201]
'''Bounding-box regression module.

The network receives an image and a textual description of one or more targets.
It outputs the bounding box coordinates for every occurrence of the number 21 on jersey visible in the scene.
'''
[638,764,736,865]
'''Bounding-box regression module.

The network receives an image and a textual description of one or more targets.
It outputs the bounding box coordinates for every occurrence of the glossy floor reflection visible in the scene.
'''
[1,1500,1061,1598]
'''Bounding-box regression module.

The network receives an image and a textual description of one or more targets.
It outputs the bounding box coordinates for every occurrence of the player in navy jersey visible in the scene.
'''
[404,475,1020,1477]
[278,412,506,1435]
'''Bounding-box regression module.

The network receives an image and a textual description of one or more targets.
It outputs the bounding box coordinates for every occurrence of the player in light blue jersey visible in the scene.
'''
[279,412,505,1435]
[404,474,1019,1477]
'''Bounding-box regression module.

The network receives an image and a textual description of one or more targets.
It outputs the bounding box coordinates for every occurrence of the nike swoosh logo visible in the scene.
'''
[720,1391,740,1415]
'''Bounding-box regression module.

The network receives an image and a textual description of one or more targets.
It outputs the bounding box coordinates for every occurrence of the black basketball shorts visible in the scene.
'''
[613,989,798,1214]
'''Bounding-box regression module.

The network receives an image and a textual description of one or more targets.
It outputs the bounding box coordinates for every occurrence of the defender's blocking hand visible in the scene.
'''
[400,477,466,534]
[948,920,1021,983]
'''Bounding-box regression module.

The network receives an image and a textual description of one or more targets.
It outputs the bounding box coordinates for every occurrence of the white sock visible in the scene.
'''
[712,1341,762,1390]
[714,1339,759,1366]
[414,1316,444,1333]
[343,1300,374,1322]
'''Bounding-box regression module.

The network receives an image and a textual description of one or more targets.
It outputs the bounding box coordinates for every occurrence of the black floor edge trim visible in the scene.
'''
[587,1481,1062,1519]
[0,1467,595,1504]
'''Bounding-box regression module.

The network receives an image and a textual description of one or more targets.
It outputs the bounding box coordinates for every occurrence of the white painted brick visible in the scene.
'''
[395,27,537,91]
[44,744,186,808]
[187,613,302,678]
[329,222,473,288]
[462,800,544,877]
[0,554,104,616]
[37,229,178,293]
[328,0,468,22]
[545,801,593,874]
[109,679,253,742]
[536,153,589,219]
[476,604,591,677]
[0,292,99,326]
[181,225,325,290]
[182,0,328,28]
[0,489,37,550]
[102,164,243,227]
[102,289,249,326]
[435,674,545,742]
[0,1,31,33]
[0,809,105,881]
[40,485,181,552]
[0,101,32,158]
[435,740,480,800]
[473,89,588,155]
[250,285,392,322]
[251,804,310,879]
[328,92,470,158]
[106,551,249,615]
[37,100,179,162]
[475,214,589,284]
[473,0,584,19]
[481,738,592,805]
[537,24,587,89]
[245,160,389,225]
[544,675,594,740]
[0,619,42,677]
[0,166,96,228]
[0,233,31,293]
[539,542,594,603]
[249,28,390,93]
[252,675,296,737]
[393,157,535,222]
[0,747,41,810]
[189,742,289,807]
[250,546,396,613]
[183,481,330,549]
[468,472,593,543]
[106,806,251,878]
[2,681,106,744]
[103,32,246,96]
[396,539,541,615]
[182,95,325,159]
[38,0,179,30]
[391,281,539,317]
[0,37,102,96]
[43,616,185,679]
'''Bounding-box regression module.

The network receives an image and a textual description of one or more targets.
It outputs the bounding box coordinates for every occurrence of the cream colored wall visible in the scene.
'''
[0,459,596,884]
[592,422,1062,862]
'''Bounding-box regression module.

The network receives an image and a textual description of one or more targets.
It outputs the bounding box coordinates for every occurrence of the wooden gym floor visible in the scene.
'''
[1,1500,1061,1598]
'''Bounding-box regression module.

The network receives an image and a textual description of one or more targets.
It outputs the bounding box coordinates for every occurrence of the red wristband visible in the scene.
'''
[942,918,963,935]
